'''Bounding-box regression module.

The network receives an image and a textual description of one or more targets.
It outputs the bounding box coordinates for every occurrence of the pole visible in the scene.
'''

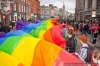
[25,0,26,21]
[67,3,68,21]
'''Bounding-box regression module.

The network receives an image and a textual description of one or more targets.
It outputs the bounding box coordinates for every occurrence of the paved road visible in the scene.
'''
[75,36,82,53]
[75,32,100,53]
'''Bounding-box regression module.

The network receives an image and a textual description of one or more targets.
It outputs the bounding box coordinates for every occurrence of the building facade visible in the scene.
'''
[40,5,51,19]
[37,0,40,19]
[40,4,61,19]
[0,0,30,24]
[54,7,60,17]
[29,0,40,19]
[0,0,40,24]
[75,0,100,22]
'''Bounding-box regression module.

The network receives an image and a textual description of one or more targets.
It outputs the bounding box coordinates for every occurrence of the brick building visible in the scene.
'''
[0,0,40,24]
[0,0,30,24]
[37,0,40,19]
[29,0,40,19]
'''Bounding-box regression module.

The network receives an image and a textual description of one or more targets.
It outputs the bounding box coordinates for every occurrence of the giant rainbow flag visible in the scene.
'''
[16,18,66,49]
[0,30,86,66]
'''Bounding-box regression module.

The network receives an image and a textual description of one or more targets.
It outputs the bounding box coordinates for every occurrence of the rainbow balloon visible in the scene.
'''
[0,30,86,66]
[16,18,67,49]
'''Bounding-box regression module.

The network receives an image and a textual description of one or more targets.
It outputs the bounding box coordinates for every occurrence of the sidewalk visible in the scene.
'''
[76,32,100,49]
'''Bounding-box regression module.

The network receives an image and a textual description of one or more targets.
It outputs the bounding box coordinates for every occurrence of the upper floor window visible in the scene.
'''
[24,0,25,2]
[22,5,23,12]
[97,0,100,9]
[14,4,16,11]
[19,4,20,12]
[24,6,25,13]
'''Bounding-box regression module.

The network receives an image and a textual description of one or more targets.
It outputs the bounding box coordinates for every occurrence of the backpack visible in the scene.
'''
[82,47,92,63]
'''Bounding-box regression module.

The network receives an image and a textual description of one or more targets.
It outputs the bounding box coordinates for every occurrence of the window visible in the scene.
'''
[21,5,22,12]
[26,7,27,13]
[21,14,23,19]
[10,15,11,21]
[14,4,16,11]
[28,2,30,5]
[19,4,20,12]
[22,5,23,12]
[24,6,25,13]
[88,0,92,9]
[23,15,25,19]
[20,14,21,19]
[27,15,28,20]
[26,0,27,4]
[97,0,100,9]
[28,6,29,13]
[0,15,1,22]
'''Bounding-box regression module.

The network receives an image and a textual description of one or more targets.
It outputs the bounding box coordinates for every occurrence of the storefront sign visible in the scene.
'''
[34,14,37,19]
[14,12,17,16]
[92,11,96,17]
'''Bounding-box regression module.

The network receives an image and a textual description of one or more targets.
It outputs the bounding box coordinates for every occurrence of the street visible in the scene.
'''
[75,32,100,53]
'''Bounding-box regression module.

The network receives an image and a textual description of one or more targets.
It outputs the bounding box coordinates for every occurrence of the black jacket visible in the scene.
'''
[66,34,77,53]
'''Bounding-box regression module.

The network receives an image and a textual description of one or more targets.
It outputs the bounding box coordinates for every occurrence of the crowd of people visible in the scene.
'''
[78,20,100,47]
[0,22,11,34]
[59,19,100,66]
[0,21,16,34]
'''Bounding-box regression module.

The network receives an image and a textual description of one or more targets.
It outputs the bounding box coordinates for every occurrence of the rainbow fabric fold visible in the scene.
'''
[16,18,67,49]
[0,30,86,66]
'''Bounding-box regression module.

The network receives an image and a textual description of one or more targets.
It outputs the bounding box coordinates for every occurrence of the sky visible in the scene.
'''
[39,0,76,13]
